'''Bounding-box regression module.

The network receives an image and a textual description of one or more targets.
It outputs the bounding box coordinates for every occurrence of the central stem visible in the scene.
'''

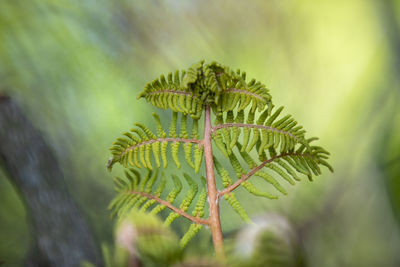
[203,105,225,260]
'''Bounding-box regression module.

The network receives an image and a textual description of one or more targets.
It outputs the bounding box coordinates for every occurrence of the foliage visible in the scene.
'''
[107,60,332,255]
[1,1,399,266]
[109,170,208,248]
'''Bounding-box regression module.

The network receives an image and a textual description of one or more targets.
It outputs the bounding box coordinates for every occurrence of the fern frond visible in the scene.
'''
[137,61,272,118]
[108,60,334,257]
[109,170,209,248]
[211,105,310,157]
[219,144,333,198]
[108,112,203,172]
[137,68,203,118]
[109,170,208,222]
[203,61,272,113]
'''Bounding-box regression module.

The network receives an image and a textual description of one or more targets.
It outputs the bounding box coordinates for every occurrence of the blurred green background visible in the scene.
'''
[1,0,400,266]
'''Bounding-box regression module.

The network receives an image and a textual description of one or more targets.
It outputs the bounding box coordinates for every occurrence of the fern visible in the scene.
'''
[211,106,308,157]
[109,169,208,248]
[108,112,203,173]
[107,60,333,260]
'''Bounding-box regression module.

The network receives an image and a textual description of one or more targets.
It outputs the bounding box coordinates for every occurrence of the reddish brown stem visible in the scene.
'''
[204,105,225,260]
[129,191,209,225]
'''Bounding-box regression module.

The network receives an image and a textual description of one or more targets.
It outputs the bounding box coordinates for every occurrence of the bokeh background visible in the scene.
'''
[1,0,400,266]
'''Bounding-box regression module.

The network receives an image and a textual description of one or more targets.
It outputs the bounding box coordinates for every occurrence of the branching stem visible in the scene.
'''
[204,105,226,260]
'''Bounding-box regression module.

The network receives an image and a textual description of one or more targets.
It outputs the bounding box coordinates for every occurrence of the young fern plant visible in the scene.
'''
[107,61,333,260]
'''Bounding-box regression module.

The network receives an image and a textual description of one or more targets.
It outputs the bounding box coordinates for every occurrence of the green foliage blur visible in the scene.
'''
[1,0,400,266]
